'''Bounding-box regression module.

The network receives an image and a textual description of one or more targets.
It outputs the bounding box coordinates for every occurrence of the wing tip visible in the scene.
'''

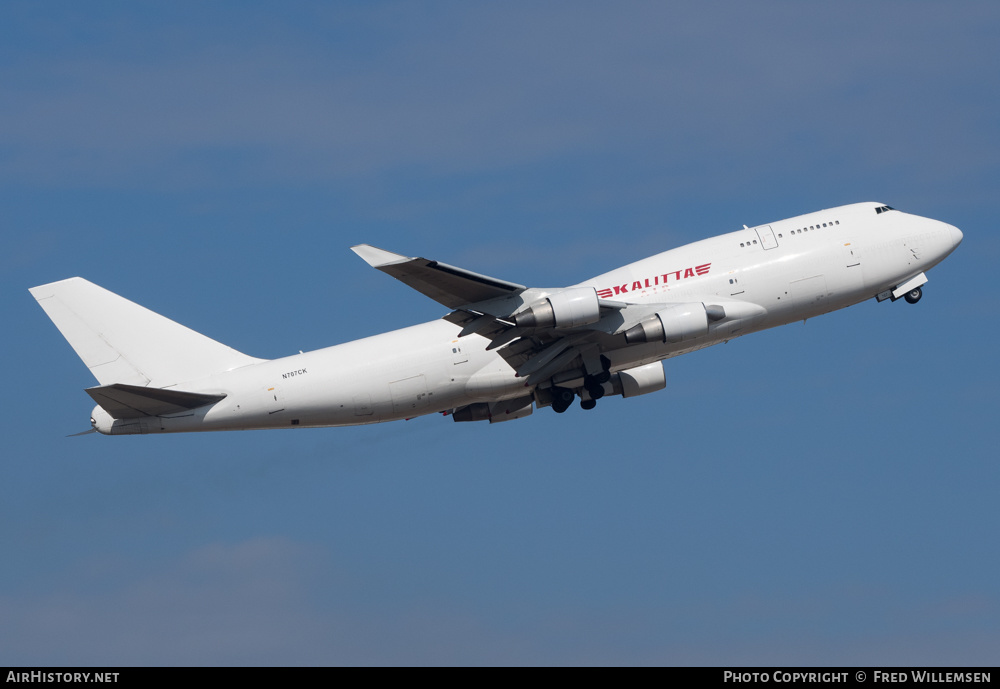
[350,244,411,268]
[29,277,87,299]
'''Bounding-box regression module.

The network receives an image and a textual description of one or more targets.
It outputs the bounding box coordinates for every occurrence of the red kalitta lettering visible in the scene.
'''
[597,261,712,297]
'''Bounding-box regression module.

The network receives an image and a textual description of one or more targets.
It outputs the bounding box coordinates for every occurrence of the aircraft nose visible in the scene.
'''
[947,223,964,251]
[931,220,963,263]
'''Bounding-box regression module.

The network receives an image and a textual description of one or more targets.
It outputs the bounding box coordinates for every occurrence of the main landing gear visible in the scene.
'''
[551,387,575,414]
[904,286,922,304]
[550,356,612,413]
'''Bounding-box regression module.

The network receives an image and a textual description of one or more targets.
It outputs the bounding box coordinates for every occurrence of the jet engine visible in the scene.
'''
[624,303,725,344]
[515,287,601,329]
[452,402,491,422]
[452,395,534,423]
[606,361,666,398]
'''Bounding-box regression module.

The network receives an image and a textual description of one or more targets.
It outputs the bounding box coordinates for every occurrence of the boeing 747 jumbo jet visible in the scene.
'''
[31,202,962,435]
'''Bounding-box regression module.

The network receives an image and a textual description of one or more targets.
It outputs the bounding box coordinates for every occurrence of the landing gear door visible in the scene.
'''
[756,225,778,250]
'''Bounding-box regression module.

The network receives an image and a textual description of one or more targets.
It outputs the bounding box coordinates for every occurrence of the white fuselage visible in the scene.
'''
[90,202,962,434]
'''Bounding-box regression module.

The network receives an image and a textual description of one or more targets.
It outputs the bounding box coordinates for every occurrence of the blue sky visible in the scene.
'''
[2,2,998,665]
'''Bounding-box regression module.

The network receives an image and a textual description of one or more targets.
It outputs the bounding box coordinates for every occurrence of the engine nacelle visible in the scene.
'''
[607,362,666,398]
[488,395,534,423]
[452,402,491,422]
[515,287,601,329]
[624,303,724,344]
[452,395,534,423]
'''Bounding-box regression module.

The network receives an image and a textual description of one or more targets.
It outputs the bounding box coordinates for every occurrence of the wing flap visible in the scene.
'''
[85,383,226,419]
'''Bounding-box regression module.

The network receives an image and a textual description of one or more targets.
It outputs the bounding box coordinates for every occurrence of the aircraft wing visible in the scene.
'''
[352,244,646,384]
[351,244,738,387]
[351,244,526,309]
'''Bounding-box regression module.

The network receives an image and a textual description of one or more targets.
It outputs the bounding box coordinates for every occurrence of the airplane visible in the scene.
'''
[30,201,962,435]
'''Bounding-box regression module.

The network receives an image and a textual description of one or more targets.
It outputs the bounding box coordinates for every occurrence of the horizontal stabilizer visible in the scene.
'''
[86,383,227,419]
[351,244,525,309]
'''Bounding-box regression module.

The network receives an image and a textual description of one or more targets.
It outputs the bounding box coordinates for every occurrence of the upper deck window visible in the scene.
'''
[875,205,896,214]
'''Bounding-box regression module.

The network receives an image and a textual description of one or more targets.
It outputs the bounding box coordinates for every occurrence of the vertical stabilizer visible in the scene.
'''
[29,278,264,387]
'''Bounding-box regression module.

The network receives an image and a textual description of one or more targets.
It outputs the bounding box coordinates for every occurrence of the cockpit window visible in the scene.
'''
[875,205,897,214]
